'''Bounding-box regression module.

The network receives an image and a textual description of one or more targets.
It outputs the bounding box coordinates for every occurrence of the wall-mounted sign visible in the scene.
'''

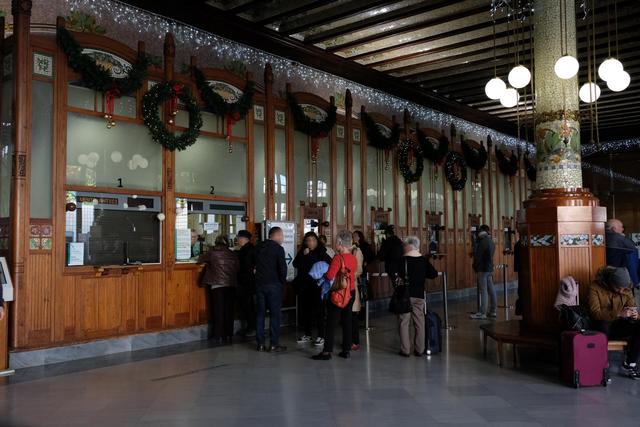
[0,257,13,302]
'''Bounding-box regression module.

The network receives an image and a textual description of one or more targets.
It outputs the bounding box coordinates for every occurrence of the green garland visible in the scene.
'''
[142,81,203,151]
[524,155,537,181]
[57,26,149,95]
[461,140,488,171]
[191,65,255,121]
[417,129,449,164]
[495,147,519,176]
[398,138,424,184]
[287,93,337,138]
[360,111,400,151]
[444,152,468,191]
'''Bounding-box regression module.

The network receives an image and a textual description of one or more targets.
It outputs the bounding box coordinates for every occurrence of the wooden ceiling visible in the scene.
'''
[206,0,640,141]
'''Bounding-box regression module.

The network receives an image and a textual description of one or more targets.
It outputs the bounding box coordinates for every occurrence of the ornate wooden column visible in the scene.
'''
[264,64,275,220]
[344,89,353,230]
[9,0,33,348]
[520,0,606,332]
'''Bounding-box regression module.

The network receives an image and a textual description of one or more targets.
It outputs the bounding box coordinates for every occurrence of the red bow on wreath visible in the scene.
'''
[104,87,121,128]
[310,131,328,163]
[224,110,242,153]
[168,83,183,122]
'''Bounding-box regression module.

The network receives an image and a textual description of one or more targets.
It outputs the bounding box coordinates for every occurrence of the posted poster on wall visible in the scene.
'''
[264,220,297,281]
[176,228,192,260]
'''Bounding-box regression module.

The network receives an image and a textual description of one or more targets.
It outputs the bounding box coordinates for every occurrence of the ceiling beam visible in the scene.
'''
[120,0,516,135]
[255,1,337,26]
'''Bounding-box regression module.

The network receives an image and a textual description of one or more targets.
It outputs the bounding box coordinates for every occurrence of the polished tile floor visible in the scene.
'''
[1,298,640,427]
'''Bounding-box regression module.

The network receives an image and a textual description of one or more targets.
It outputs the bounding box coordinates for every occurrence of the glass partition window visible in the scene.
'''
[175,135,247,197]
[410,183,418,227]
[31,80,54,218]
[175,197,246,262]
[175,110,246,138]
[366,146,378,224]
[66,113,163,191]
[64,191,161,266]
[67,82,136,118]
[352,144,362,225]
[293,131,310,225]
[0,79,13,219]
[397,176,406,227]
[253,124,266,222]
[336,141,345,225]
[274,129,287,220]
[316,138,331,221]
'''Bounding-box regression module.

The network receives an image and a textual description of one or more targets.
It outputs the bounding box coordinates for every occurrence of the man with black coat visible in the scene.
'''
[236,230,256,337]
[377,225,404,280]
[254,226,287,352]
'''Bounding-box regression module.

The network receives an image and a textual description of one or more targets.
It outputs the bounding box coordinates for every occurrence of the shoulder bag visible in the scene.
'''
[389,258,411,314]
[330,255,352,308]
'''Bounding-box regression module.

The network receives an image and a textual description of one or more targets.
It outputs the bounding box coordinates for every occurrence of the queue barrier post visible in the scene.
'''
[497,263,512,311]
[439,271,455,330]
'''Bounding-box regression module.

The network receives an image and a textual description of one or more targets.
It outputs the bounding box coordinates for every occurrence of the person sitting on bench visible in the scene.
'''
[589,266,640,380]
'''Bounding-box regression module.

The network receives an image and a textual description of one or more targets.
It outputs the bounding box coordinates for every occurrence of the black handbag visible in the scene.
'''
[559,304,592,331]
[389,260,411,314]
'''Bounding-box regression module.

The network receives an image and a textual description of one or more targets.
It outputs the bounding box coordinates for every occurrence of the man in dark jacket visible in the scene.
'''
[470,225,497,320]
[606,219,638,284]
[377,225,404,280]
[254,227,287,352]
[236,230,256,337]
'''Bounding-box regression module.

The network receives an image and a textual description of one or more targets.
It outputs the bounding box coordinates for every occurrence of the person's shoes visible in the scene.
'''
[314,337,325,347]
[624,366,640,380]
[338,351,351,359]
[488,312,497,319]
[268,345,287,353]
[297,335,312,344]
[623,361,638,373]
[414,351,424,357]
[398,351,410,358]
[351,344,360,351]
[256,345,266,352]
[469,312,487,320]
[312,352,332,360]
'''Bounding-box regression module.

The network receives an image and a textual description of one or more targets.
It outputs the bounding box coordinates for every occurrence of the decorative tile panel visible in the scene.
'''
[33,52,53,77]
[29,223,53,251]
[530,234,555,247]
[592,234,604,247]
[336,125,345,139]
[560,234,589,246]
[275,110,285,126]
[253,105,264,121]
[352,128,361,142]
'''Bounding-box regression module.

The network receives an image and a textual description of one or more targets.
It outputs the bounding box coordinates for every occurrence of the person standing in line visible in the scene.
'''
[293,231,332,346]
[352,231,375,350]
[377,225,404,281]
[313,230,357,360]
[254,227,288,352]
[319,234,335,258]
[198,235,239,343]
[470,224,497,320]
[605,219,639,304]
[235,230,256,338]
[397,236,438,357]
[350,238,364,351]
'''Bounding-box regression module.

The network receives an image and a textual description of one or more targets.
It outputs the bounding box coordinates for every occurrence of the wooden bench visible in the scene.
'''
[608,340,628,352]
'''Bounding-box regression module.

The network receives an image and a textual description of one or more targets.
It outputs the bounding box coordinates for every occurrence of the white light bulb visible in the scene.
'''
[499,87,519,108]
[554,55,579,79]
[606,70,630,92]
[508,65,531,89]
[598,57,623,82]
[579,82,601,103]
[485,77,507,100]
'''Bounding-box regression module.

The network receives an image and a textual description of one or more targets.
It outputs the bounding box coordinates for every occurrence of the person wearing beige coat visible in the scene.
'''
[351,245,364,350]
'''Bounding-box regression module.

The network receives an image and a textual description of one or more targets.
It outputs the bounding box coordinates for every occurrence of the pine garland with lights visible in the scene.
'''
[57,26,149,95]
[444,152,468,191]
[287,92,337,138]
[495,147,519,176]
[523,156,537,181]
[398,138,424,184]
[360,111,400,151]
[417,129,449,164]
[191,65,255,121]
[142,81,203,151]
[461,140,488,171]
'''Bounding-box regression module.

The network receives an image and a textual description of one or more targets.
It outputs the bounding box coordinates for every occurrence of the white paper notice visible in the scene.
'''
[176,228,192,260]
[67,242,85,266]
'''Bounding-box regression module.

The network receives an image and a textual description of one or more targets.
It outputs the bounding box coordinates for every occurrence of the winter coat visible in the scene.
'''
[473,232,495,273]
[236,242,256,295]
[378,235,404,277]
[254,239,287,287]
[589,281,634,323]
[605,231,639,285]
[293,245,332,292]
[352,246,364,312]
[198,244,239,288]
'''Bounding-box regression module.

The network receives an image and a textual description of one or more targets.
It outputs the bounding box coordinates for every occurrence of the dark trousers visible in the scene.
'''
[352,312,360,345]
[237,291,256,333]
[300,284,325,337]
[206,286,235,340]
[256,284,283,346]
[323,296,355,353]
[608,319,640,364]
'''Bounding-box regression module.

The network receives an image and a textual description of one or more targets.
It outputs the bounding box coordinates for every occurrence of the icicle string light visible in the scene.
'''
[64,0,531,151]
[581,138,640,158]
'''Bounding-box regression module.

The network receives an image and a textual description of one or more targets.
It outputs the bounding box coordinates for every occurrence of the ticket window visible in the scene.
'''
[469,214,482,252]
[425,211,443,256]
[370,207,392,253]
[502,216,514,254]
[299,201,328,243]
[175,198,246,262]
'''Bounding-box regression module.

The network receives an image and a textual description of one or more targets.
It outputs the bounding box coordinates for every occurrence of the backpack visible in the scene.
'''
[330,255,352,308]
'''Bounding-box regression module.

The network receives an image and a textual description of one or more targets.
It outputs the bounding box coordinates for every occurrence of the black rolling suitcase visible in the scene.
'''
[424,291,442,355]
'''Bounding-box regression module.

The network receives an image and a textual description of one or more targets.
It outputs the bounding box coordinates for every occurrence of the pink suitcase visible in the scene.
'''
[561,330,609,388]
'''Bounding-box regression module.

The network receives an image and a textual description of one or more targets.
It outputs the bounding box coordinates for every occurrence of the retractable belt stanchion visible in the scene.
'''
[439,271,455,330]
[365,273,370,331]
[497,263,512,310]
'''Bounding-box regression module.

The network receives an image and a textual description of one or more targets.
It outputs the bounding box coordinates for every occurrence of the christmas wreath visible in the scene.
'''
[444,151,468,191]
[523,156,537,181]
[57,26,149,126]
[191,65,255,150]
[360,111,400,151]
[398,138,424,184]
[142,81,203,151]
[461,140,488,171]
[417,129,449,164]
[287,92,337,162]
[495,147,519,176]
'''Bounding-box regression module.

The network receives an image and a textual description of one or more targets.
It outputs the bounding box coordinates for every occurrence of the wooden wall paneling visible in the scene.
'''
[285,87,295,223]
[9,0,33,348]
[264,64,275,220]
[138,269,165,330]
[246,70,255,231]
[330,96,338,240]
[358,111,367,233]
[166,268,192,327]
[55,275,76,343]
[77,275,123,340]
[188,266,207,324]
[24,253,52,347]
[120,271,138,334]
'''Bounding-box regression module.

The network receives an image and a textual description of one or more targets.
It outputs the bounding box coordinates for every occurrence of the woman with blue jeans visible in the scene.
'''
[470,225,497,320]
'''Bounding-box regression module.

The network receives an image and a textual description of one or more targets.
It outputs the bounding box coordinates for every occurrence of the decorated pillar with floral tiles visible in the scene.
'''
[533,0,581,190]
